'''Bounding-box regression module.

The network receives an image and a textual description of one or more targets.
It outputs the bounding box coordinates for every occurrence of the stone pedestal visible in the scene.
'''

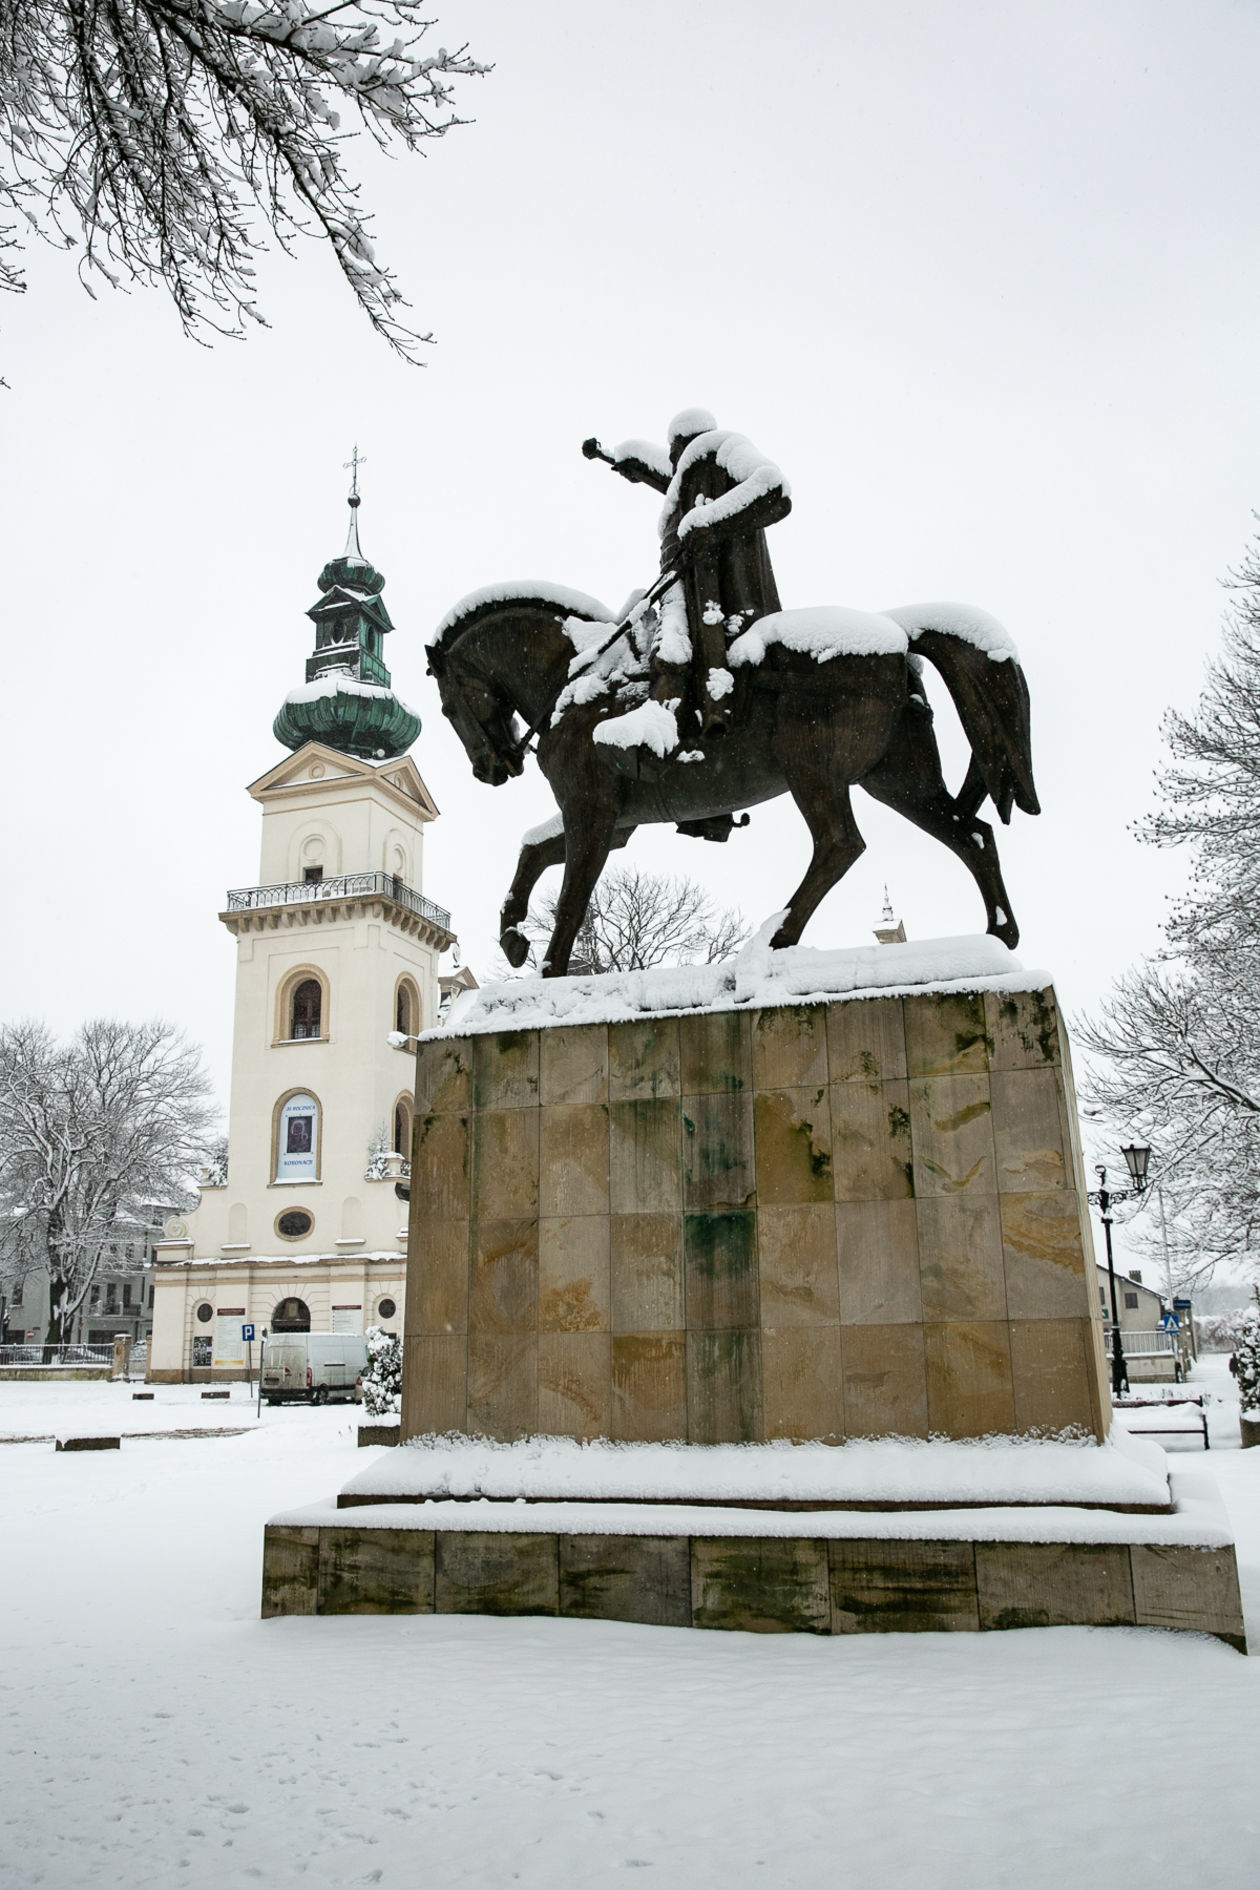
[402,985,1109,1447]
[263,978,1246,1647]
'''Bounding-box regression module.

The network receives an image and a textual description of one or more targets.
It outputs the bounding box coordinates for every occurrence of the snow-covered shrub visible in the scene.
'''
[364,1124,391,1182]
[1198,1308,1254,1352]
[1232,1310,1260,1415]
[361,1325,402,1418]
[200,1138,229,1188]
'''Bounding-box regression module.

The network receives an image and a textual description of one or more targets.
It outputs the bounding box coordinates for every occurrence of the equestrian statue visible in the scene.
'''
[427,408,1040,978]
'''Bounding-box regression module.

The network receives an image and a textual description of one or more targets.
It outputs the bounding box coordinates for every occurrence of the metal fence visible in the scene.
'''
[224,872,450,930]
[0,1343,114,1368]
[1109,1328,1179,1357]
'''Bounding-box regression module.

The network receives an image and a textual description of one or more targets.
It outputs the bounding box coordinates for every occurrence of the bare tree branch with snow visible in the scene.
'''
[0,1018,215,1342]
[521,866,750,976]
[0,0,488,358]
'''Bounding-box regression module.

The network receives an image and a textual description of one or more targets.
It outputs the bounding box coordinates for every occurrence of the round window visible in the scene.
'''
[377,1297,397,1321]
[277,1209,314,1239]
[195,1303,213,1324]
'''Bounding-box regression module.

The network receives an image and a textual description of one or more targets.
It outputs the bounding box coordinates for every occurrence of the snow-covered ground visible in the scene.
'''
[2,1360,1256,1890]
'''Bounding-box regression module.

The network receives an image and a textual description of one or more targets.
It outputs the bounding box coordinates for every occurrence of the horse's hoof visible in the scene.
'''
[501,927,530,969]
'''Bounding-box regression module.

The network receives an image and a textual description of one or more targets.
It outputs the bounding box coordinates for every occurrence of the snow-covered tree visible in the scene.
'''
[1232,1309,1260,1415]
[0,1019,215,1342]
[1080,531,1260,1285]
[1198,1307,1257,1352]
[361,1324,401,1415]
[364,1122,391,1180]
[521,866,749,976]
[0,0,488,358]
[200,1136,229,1187]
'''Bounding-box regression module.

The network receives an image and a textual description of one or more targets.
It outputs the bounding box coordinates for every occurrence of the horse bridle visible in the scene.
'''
[430,566,680,769]
[428,638,545,774]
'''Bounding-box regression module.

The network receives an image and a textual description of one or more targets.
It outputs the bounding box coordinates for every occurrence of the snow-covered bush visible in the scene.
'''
[361,1325,402,1417]
[1197,1308,1254,1352]
[1232,1310,1260,1415]
[200,1138,229,1188]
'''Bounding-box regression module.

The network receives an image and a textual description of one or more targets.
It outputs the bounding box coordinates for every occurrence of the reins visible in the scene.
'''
[497,565,681,764]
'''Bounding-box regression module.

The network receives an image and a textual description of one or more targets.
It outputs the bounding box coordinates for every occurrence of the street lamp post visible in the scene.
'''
[1088,1143,1151,1401]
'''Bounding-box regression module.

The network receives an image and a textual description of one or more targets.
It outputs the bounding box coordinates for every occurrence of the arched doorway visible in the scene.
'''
[272,1297,311,1333]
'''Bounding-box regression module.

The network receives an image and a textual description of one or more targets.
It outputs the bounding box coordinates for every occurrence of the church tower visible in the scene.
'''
[149,474,454,1381]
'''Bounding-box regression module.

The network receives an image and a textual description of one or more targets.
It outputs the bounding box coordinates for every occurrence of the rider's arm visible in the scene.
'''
[602,437,672,494]
[675,436,790,546]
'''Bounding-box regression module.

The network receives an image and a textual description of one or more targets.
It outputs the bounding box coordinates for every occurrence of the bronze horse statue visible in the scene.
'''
[427,585,1039,977]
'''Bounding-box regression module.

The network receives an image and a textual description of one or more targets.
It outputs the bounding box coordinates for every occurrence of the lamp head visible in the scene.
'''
[1120,1142,1151,1192]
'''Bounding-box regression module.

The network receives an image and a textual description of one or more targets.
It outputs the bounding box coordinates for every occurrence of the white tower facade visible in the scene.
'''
[149,744,452,1379]
[149,485,454,1381]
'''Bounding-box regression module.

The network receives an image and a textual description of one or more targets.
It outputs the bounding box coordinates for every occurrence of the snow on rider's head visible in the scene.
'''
[667,408,717,451]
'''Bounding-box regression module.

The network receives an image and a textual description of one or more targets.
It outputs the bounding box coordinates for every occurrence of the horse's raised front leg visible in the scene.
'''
[770,703,874,950]
[500,824,634,968]
[500,829,566,968]
[861,706,1020,949]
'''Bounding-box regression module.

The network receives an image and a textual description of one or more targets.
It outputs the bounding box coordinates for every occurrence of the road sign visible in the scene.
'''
[1173,1297,1192,1310]
[242,1323,255,1342]
[1161,1311,1181,1333]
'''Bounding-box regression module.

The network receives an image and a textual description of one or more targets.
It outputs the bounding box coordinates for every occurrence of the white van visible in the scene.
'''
[261,1333,368,1406]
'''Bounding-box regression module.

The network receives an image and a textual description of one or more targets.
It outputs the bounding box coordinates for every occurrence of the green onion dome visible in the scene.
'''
[273,489,420,761]
[273,668,421,761]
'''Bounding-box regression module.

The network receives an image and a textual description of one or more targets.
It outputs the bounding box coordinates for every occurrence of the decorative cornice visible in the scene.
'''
[153,1250,406,1270]
[219,891,453,949]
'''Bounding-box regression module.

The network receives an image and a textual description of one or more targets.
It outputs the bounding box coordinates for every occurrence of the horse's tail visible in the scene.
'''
[885,603,1040,825]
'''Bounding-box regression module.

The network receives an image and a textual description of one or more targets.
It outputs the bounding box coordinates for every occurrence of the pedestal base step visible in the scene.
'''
[262,1515,1245,1650]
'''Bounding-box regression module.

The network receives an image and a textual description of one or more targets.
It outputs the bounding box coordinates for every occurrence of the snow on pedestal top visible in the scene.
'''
[435,927,1051,1039]
[339,1430,1171,1512]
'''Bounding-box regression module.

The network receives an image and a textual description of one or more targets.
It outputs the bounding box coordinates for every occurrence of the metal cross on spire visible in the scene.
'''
[341,444,367,561]
[343,443,367,502]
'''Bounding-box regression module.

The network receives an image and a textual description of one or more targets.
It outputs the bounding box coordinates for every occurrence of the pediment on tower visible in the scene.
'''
[247,742,369,802]
[247,742,440,821]
[376,755,440,821]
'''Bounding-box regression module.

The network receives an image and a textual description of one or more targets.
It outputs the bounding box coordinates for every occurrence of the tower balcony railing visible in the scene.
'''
[225,872,450,930]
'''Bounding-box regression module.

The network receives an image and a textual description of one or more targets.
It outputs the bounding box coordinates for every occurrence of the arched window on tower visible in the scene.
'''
[395,976,419,1039]
[291,979,323,1040]
[393,1095,413,1163]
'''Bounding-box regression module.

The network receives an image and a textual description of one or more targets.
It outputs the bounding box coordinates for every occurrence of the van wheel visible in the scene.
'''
[265,1397,281,1408]
[312,1387,328,1406]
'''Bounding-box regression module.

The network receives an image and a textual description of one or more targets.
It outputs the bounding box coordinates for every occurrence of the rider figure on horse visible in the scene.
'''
[584,409,792,746]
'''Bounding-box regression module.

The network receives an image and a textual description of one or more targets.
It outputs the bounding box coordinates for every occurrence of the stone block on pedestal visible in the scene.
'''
[403,981,1108,1446]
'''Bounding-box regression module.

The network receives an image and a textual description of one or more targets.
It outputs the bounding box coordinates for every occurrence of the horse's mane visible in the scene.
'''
[428,581,615,658]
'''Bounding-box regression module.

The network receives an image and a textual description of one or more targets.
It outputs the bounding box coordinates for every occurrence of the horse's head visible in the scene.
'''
[427,641,526,786]
[429,590,612,788]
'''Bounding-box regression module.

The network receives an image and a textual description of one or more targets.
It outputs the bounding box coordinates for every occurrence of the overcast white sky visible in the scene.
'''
[3,0,1259,1115]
